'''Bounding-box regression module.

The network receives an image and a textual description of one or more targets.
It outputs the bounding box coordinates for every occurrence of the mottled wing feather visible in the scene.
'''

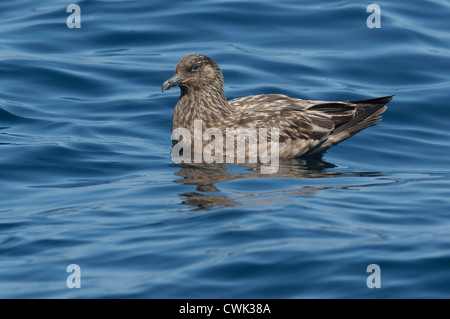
[308,96,392,154]
[228,94,392,157]
[230,94,319,111]
[307,103,356,127]
[228,94,338,156]
[229,94,335,140]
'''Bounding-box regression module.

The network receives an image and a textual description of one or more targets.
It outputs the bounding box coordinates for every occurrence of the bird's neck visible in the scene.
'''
[172,85,233,132]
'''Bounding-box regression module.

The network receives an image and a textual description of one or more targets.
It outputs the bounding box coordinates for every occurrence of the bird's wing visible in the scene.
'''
[307,95,392,154]
[229,94,335,141]
[228,94,392,157]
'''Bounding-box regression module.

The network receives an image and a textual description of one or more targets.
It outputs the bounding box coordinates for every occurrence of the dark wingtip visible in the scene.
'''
[350,95,394,105]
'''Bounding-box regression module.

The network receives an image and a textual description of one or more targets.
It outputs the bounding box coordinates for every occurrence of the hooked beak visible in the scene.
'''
[162,73,184,92]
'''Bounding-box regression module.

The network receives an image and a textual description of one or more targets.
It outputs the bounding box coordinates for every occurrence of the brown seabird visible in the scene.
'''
[162,54,392,158]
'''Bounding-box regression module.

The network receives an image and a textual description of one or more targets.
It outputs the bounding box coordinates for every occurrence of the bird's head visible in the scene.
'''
[162,54,223,93]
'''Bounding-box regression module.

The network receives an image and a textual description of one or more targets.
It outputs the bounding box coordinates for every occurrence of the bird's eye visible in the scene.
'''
[191,65,200,71]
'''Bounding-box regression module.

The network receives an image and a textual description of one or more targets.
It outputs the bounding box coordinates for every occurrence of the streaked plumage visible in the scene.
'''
[162,54,393,158]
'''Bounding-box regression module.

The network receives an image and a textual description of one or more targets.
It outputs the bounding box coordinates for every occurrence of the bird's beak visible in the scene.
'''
[162,73,184,92]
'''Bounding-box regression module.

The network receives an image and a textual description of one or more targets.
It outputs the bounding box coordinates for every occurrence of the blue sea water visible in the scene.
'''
[0,0,449,298]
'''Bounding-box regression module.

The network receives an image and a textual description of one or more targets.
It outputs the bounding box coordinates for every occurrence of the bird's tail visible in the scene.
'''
[308,95,393,155]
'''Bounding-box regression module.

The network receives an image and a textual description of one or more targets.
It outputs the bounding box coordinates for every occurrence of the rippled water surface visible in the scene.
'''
[1,0,449,298]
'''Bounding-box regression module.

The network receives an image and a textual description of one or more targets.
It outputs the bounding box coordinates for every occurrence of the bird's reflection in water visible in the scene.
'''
[172,157,383,210]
